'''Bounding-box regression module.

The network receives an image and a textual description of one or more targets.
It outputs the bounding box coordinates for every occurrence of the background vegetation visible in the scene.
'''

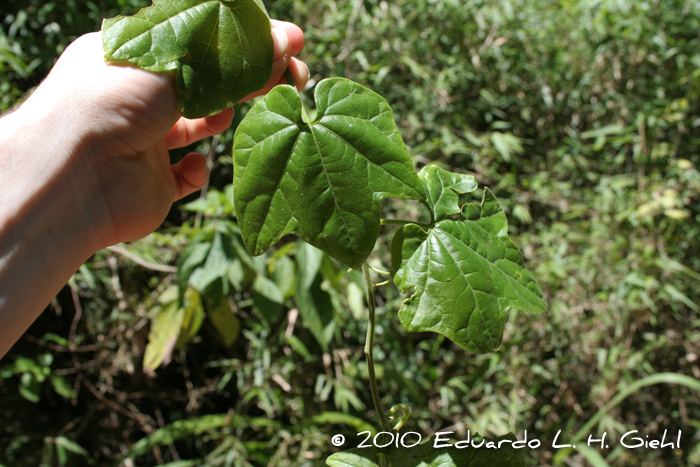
[2,0,700,465]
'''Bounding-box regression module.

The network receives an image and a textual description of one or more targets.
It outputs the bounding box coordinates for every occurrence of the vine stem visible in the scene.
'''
[361,263,388,431]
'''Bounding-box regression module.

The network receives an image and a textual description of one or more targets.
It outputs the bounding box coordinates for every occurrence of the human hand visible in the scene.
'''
[1,21,308,358]
[16,21,308,249]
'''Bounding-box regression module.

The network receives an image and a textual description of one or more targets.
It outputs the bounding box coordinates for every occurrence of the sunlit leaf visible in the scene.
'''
[144,293,185,371]
[189,230,234,295]
[272,254,296,298]
[175,288,206,348]
[102,0,273,118]
[178,241,211,293]
[418,165,478,222]
[392,189,546,353]
[207,297,241,347]
[346,281,365,320]
[233,78,426,268]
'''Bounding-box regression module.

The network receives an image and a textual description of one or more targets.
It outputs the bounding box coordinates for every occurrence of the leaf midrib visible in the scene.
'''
[431,229,496,346]
[436,222,545,311]
[247,120,303,252]
[111,1,217,58]
[308,124,360,262]
[110,0,250,74]
[315,118,424,201]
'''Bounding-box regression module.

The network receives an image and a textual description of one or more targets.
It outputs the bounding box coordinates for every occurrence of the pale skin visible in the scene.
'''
[0,21,309,359]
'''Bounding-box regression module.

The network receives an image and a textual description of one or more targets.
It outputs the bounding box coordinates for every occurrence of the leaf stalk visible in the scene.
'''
[361,263,388,431]
[380,219,432,229]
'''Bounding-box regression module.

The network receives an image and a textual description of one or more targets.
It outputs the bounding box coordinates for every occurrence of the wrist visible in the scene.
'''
[0,102,109,259]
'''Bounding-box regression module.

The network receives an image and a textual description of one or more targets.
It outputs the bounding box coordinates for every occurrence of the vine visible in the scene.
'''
[103,1,547,465]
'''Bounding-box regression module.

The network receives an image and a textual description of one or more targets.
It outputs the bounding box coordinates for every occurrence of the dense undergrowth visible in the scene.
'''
[1,0,699,466]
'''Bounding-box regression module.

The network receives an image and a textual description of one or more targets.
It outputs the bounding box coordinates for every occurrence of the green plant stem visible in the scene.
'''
[368,264,390,276]
[361,263,388,431]
[284,67,296,89]
[380,219,432,229]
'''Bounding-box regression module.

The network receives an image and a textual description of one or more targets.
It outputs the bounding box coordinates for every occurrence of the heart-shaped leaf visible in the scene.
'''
[102,0,273,118]
[419,165,478,222]
[391,189,546,354]
[233,78,426,269]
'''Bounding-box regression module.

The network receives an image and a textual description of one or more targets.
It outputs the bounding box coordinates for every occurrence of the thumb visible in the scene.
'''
[171,152,210,201]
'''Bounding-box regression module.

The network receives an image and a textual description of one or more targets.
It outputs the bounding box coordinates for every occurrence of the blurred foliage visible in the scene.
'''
[2,0,700,466]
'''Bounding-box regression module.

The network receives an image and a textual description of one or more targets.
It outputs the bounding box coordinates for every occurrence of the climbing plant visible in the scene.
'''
[102,1,546,465]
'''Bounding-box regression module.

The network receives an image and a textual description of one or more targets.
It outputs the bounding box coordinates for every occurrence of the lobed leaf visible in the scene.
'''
[233,78,426,269]
[392,189,546,354]
[102,0,273,118]
[419,165,478,222]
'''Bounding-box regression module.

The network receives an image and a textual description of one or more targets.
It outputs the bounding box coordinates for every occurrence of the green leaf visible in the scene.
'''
[252,275,285,328]
[178,241,211,293]
[304,412,375,434]
[392,189,546,353]
[122,414,233,460]
[102,0,273,118]
[346,281,365,320]
[41,333,70,347]
[12,356,43,377]
[37,353,53,368]
[144,296,186,371]
[418,165,478,222]
[233,78,426,268]
[207,297,241,347]
[49,373,76,399]
[227,258,246,290]
[159,461,203,467]
[175,288,205,348]
[327,449,381,467]
[250,0,270,18]
[295,242,336,351]
[18,372,41,403]
[286,334,311,360]
[189,230,234,295]
[56,444,67,467]
[272,254,296,298]
[53,437,90,459]
[326,433,526,467]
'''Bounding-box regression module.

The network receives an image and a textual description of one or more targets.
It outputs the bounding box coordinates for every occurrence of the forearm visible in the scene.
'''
[0,108,104,359]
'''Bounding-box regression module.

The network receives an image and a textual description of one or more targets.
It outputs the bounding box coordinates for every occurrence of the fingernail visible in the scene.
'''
[272,28,289,61]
